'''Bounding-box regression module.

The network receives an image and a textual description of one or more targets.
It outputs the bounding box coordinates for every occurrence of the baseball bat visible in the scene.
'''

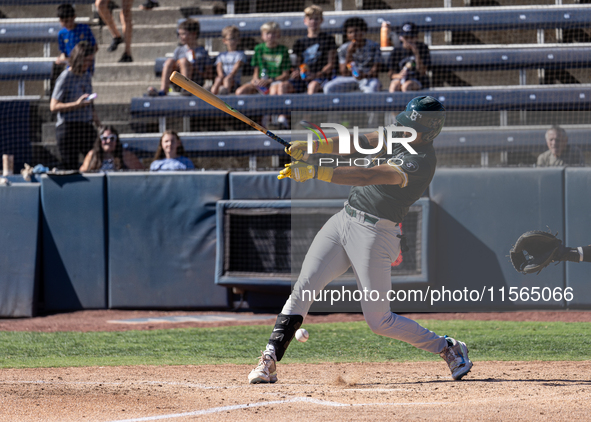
[169,71,291,148]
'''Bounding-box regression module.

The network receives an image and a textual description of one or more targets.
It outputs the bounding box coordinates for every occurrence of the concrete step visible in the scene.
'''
[95,42,178,63]
[93,80,154,103]
[0,4,94,19]
[95,23,178,45]
[93,61,157,82]
[108,7,185,26]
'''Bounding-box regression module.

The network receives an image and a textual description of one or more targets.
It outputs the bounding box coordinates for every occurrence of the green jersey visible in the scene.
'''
[251,43,291,79]
[347,142,437,223]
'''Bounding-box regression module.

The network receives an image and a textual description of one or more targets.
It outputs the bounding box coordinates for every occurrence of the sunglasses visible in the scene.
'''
[101,135,117,142]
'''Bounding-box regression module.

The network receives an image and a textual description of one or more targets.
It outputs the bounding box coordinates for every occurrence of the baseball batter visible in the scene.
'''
[248,96,472,384]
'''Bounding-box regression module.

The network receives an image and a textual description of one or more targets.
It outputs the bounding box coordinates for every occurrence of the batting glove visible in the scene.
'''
[284,139,334,160]
[284,141,308,161]
[277,161,333,183]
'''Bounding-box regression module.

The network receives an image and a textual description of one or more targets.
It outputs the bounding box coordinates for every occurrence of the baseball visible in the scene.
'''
[295,328,309,342]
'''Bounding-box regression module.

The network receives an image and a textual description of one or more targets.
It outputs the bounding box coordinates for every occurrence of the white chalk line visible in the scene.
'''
[104,397,451,422]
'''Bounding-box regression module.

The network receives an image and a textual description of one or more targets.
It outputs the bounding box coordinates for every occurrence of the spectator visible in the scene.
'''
[537,126,585,167]
[80,126,143,172]
[50,41,100,170]
[51,4,98,94]
[235,22,291,96]
[323,17,381,94]
[56,4,97,68]
[280,5,337,96]
[95,0,133,62]
[211,26,247,95]
[150,131,195,171]
[147,19,214,96]
[388,22,430,92]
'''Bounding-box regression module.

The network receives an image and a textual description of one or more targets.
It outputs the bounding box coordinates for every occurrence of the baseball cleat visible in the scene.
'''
[440,336,473,380]
[248,351,277,384]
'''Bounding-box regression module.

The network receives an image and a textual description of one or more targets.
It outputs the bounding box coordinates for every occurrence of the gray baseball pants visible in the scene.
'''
[281,204,447,354]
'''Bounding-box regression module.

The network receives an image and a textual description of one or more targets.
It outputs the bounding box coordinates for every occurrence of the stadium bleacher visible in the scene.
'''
[155,43,591,84]
[1,2,590,170]
[0,58,54,96]
[191,6,591,39]
[0,17,91,44]
[131,85,591,131]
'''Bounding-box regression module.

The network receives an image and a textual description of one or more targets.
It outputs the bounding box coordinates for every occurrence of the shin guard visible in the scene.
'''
[268,313,303,361]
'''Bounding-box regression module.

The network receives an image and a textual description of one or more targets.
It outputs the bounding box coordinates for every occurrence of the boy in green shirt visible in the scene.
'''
[236,22,292,96]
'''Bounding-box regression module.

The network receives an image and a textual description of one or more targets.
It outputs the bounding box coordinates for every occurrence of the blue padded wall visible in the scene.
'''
[430,168,565,311]
[0,184,40,317]
[229,171,351,200]
[292,179,351,200]
[107,172,229,308]
[41,174,107,310]
[565,168,591,308]
[229,171,291,199]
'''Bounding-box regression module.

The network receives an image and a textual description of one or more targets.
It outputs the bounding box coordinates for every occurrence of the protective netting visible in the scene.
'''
[1,0,591,175]
[221,204,423,279]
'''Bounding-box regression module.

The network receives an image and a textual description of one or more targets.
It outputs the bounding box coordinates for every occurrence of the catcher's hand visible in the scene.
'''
[277,161,334,183]
[510,230,570,275]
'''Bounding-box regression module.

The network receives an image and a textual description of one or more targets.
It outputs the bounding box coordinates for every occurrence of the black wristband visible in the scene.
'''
[582,245,591,263]
[564,248,581,263]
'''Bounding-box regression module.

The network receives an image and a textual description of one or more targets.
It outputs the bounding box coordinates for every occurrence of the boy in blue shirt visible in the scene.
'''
[56,4,97,67]
[50,4,97,96]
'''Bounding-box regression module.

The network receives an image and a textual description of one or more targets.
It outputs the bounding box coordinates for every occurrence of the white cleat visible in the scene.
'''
[248,351,277,384]
[440,336,473,380]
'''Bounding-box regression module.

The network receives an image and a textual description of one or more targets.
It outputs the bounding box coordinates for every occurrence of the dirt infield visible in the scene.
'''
[1,361,591,422]
[1,310,591,421]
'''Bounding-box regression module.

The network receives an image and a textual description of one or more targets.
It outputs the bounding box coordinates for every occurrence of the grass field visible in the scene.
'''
[1,320,590,369]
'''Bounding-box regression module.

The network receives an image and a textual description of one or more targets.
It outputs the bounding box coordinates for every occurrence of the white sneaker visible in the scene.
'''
[440,336,473,380]
[248,351,277,384]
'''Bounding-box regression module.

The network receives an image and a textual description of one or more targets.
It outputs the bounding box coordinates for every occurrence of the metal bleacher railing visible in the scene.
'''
[120,125,591,170]
[192,5,591,48]
[131,85,591,133]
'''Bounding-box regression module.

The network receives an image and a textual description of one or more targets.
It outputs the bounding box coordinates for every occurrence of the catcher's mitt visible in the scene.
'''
[510,230,567,275]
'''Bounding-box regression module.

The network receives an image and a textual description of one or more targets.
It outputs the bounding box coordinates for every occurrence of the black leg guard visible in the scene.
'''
[268,313,303,361]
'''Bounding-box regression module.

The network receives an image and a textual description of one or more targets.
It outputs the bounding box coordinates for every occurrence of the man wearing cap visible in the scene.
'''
[248,96,473,385]
[388,22,431,92]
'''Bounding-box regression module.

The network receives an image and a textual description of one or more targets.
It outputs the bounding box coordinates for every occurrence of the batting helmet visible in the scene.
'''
[395,96,446,143]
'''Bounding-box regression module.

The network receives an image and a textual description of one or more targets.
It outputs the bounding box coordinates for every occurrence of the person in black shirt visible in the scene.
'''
[388,22,431,92]
[283,5,337,95]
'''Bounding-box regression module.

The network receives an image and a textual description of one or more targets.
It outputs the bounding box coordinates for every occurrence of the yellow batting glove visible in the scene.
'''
[277,161,334,183]
[284,141,308,161]
[278,161,315,182]
[284,139,334,160]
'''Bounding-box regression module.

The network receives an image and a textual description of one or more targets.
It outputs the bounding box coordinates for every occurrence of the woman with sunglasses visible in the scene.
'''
[80,125,143,172]
[50,41,100,170]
